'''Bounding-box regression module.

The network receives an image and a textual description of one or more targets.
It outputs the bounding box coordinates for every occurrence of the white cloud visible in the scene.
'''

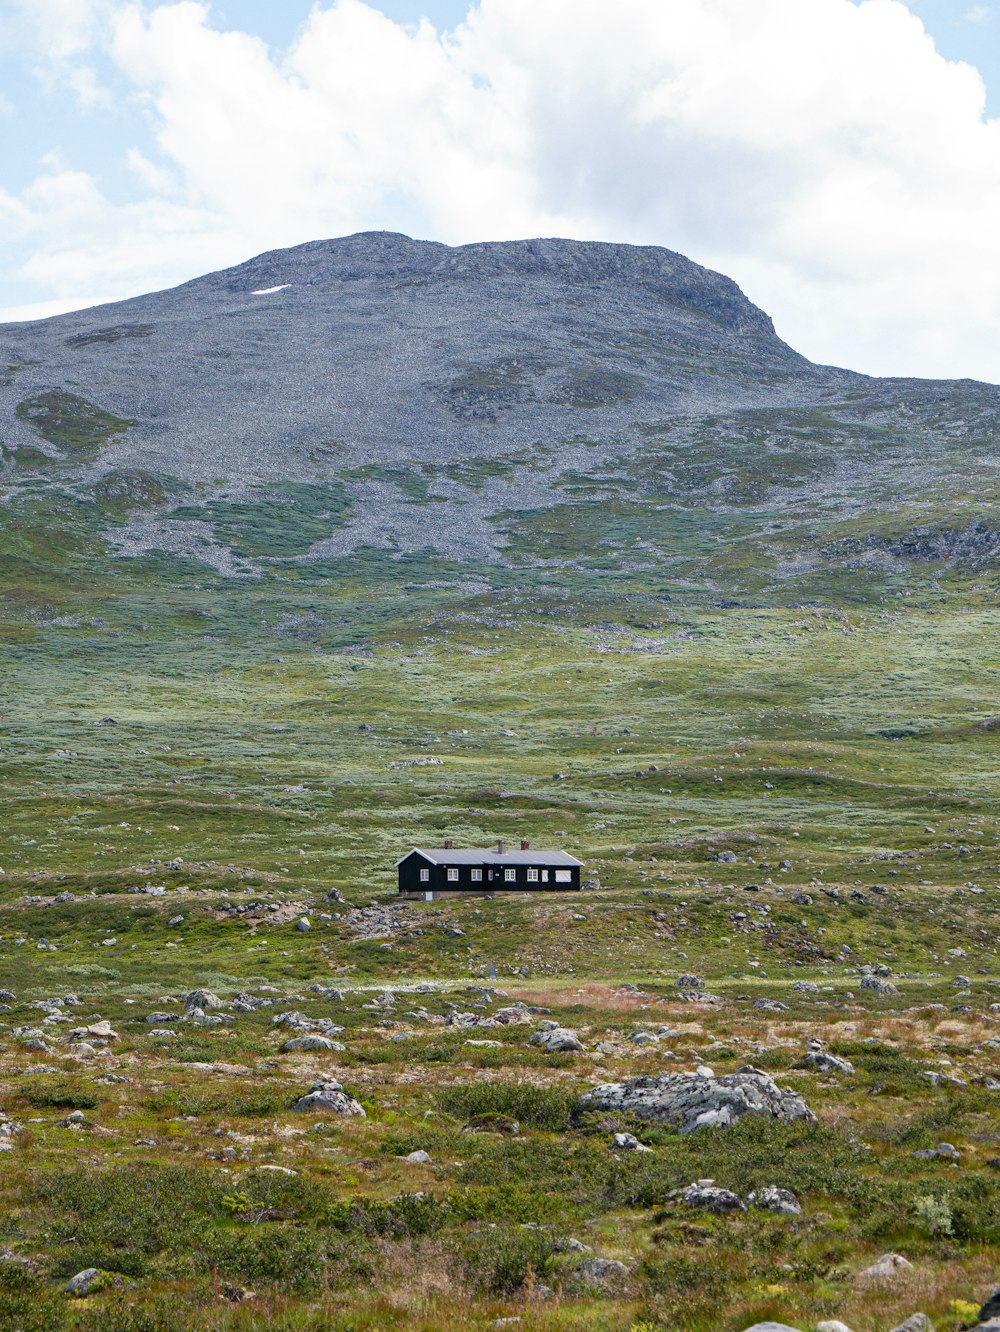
[2,0,1000,381]
[964,6,991,23]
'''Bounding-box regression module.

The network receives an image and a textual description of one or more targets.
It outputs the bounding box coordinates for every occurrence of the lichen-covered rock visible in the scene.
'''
[291,1079,365,1116]
[855,1252,913,1280]
[748,1185,801,1215]
[860,975,898,996]
[493,1005,532,1024]
[280,1035,344,1052]
[184,990,222,1010]
[610,1132,651,1152]
[577,1066,814,1133]
[796,1050,855,1075]
[66,1268,113,1297]
[530,1027,584,1053]
[671,1180,745,1214]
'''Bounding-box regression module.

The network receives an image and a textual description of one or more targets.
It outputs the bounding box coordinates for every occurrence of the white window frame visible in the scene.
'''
[419,867,429,882]
[504,868,516,881]
[555,869,572,883]
[527,868,538,882]
[471,868,482,881]
[447,868,459,882]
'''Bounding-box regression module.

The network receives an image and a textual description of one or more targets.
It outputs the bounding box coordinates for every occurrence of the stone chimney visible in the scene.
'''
[444,839,453,850]
[497,839,506,854]
[521,840,530,850]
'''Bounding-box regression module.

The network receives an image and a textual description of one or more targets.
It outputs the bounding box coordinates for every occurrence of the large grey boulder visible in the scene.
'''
[860,975,898,996]
[855,1252,913,1280]
[796,1050,854,1075]
[291,1079,365,1116]
[281,1035,344,1052]
[530,1027,584,1053]
[888,1316,931,1332]
[66,1269,110,1296]
[184,989,222,1010]
[671,1180,745,1214]
[748,1185,801,1215]
[577,1066,814,1133]
[739,1324,804,1332]
[978,1286,1000,1322]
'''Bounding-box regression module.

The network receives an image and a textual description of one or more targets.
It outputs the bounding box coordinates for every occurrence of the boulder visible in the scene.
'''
[291,1079,365,1117]
[296,917,312,932]
[979,1286,1000,1322]
[575,1257,630,1285]
[888,1317,931,1332]
[676,974,705,989]
[66,1268,111,1297]
[493,1005,532,1025]
[184,990,222,1010]
[610,1132,651,1152]
[855,1252,913,1280]
[405,1150,431,1164]
[860,975,898,996]
[815,1323,854,1332]
[748,1185,801,1215]
[577,1066,814,1134]
[671,1180,745,1214]
[739,1324,805,1332]
[280,1035,344,1052]
[530,1027,584,1053]
[796,1050,854,1075]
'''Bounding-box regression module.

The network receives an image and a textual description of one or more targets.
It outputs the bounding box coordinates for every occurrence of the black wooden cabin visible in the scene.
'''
[397,840,582,898]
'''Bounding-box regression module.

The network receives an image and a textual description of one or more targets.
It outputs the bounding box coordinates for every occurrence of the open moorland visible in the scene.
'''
[1,235,1000,1330]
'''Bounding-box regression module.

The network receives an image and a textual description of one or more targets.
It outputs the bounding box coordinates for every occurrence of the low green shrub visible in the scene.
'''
[438,1080,577,1131]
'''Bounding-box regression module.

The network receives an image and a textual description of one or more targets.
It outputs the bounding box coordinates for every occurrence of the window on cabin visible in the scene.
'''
[527,868,538,882]
[419,868,429,882]
[555,869,571,883]
[447,868,459,881]
[471,868,482,881]
[542,870,549,881]
[504,868,516,881]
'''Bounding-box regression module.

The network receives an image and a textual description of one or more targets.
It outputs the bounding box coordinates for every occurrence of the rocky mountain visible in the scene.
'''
[2,231,999,597]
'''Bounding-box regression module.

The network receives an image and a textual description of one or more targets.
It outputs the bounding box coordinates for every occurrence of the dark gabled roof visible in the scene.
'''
[396,847,583,868]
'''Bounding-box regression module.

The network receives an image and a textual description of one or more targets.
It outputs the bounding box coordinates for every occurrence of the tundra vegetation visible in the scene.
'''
[0,237,999,1328]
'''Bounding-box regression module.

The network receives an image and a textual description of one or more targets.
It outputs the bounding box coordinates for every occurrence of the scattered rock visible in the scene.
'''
[856,1252,913,1280]
[610,1132,651,1152]
[575,1256,630,1285]
[671,1180,745,1214]
[280,1035,344,1052]
[405,1150,431,1164]
[977,1285,1000,1323]
[747,1185,801,1215]
[887,1316,931,1332]
[676,974,704,989]
[65,1268,111,1297]
[796,1050,855,1075]
[291,1079,365,1116]
[860,976,898,996]
[530,1027,584,1053]
[577,1067,814,1133]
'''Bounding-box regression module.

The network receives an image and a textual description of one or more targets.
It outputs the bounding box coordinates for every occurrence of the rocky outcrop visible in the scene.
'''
[290,1079,365,1116]
[577,1067,814,1133]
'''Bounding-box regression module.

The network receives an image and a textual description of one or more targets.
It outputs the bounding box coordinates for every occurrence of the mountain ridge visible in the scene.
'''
[1,231,998,596]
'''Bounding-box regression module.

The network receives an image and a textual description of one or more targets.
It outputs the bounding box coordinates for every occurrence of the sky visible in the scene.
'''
[0,0,999,381]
